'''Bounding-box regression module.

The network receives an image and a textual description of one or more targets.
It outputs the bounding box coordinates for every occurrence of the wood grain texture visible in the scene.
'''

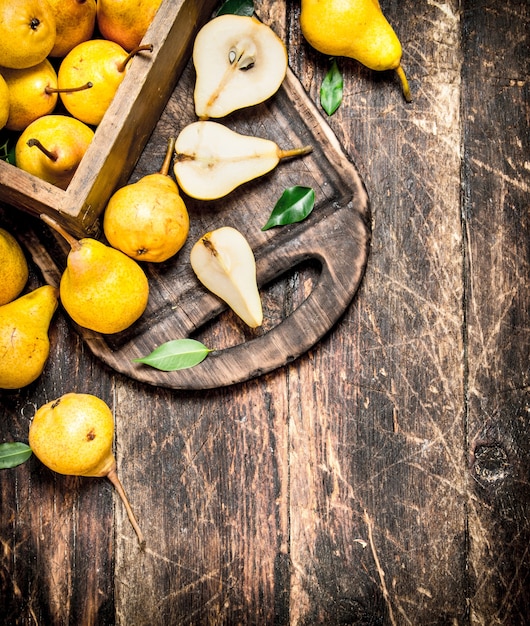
[0,0,528,624]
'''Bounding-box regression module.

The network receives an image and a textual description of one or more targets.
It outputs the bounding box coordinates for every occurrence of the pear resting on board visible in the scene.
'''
[190,226,263,329]
[0,285,58,389]
[300,0,411,102]
[29,392,144,547]
[174,121,312,200]
[0,227,29,306]
[103,137,189,263]
[193,14,288,119]
[41,214,149,334]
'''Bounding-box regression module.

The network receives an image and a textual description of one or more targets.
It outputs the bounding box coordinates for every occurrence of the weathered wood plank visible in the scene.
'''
[462,0,530,623]
[287,0,469,622]
[0,211,115,625]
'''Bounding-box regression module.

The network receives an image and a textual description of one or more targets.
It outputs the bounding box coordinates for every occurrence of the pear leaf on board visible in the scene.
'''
[216,0,254,16]
[320,59,343,116]
[262,186,316,231]
[0,442,32,469]
[133,339,212,372]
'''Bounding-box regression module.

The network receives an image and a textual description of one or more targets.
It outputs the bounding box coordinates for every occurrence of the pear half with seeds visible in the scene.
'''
[193,14,288,119]
[174,121,312,200]
[190,226,263,328]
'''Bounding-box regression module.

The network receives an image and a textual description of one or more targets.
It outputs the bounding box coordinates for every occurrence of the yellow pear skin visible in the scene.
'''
[0,285,58,389]
[29,392,144,546]
[0,227,29,305]
[300,0,411,101]
[41,214,149,334]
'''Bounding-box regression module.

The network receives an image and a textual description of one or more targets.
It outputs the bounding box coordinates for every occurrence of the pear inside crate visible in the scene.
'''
[0,0,219,238]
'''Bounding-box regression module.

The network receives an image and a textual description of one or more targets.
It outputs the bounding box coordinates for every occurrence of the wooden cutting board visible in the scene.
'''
[14,61,371,390]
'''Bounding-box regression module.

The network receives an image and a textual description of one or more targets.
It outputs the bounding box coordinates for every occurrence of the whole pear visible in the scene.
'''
[0,227,29,305]
[103,137,189,263]
[57,39,153,126]
[29,392,144,546]
[0,285,58,389]
[16,115,94,189]
[47,0,97,58]
[0,75,9,130]
[0,0,56,69]
[41,215,149,334]
[1,60,58,132]
[97,0,162,52]
[300,0,411,101]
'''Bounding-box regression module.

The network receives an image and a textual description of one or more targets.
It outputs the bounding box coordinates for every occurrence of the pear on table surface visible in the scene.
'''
[300,0,411,102]
[103,137,189,263]
[0,227,29,305]
[0,285,58,389]
[97,0,162,52]
[0,75,9,130]
[0,0,56,69]
[190,226,263,328]
[47,0,97,58]
[57,39,153,126]
[15,114,94,189]
[41,214,149,335]
[174,121,312,200]
[29,392,145,547]
[193,14,288,119]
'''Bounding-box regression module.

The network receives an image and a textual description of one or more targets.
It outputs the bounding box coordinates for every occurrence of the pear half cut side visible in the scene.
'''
[190,226,263,328]
[193,14,288,119]
[173,121,312,200]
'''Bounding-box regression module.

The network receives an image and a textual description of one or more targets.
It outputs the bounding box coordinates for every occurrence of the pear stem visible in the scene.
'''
[395,65,412,103]
[159,137,176,176]
[107,466,145,548]
[40,213,81,251]
[27,138,58,162]
[278,145,313,161]
[117,43,154,73]
[46,82,93,95]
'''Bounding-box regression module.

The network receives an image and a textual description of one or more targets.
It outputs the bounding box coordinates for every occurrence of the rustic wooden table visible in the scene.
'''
[1,0,528,624]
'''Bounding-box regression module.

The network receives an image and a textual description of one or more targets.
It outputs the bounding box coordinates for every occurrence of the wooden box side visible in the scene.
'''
[0,0,218,238]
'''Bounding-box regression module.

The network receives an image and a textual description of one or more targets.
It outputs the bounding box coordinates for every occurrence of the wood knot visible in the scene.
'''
[472,443,510,484]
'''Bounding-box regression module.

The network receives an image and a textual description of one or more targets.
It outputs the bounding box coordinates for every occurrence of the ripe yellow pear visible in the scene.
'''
[0,285,58,389]
[0,227,29,305]
[1,60,58,132]
[41,214,149,334]
[57,39,153,126]
[0,75,9,130]
[103,137,189,263]
[47,0,97,58]
[97,0,162,52]
[29,392,144,546]
[16,115,94,189]
[300,0,411,101]
[0,0,56,69]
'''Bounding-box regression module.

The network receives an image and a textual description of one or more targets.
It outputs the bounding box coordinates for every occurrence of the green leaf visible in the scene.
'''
[216,0,254,16]
[320,58,343,116]
[0,130,17,165]
[133,339,212,372]
[0,442,32,469]
[262,186,315,231]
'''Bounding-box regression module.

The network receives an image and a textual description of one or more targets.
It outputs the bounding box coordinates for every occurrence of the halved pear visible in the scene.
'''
[174,121,312,200]
[190,226,263,328]
[193,14,288,119]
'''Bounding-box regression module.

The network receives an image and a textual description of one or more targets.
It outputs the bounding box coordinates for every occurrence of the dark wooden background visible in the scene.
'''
[1,0,529,623]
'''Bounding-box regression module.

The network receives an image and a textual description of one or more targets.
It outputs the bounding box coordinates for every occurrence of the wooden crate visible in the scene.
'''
[0,0,218,238]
